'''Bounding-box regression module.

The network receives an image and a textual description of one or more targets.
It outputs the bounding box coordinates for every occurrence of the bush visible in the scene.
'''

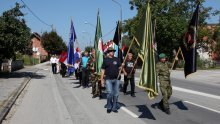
[15,52,23,60]
[23,55,39,65]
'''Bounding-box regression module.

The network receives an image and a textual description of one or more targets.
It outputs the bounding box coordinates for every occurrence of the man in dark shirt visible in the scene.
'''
[123,53,136,97]
[101,47,121,113]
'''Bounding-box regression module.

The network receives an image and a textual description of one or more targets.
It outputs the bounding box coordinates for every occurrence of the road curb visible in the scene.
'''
[0,69,38,123]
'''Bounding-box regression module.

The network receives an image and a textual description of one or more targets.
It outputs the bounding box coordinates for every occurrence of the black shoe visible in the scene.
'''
[107,109,111,113]
[158,101,164,111]
[131,94,136,97]
[112,110,118,113]
[99,95,103,100]
[165,109,171,115]
[92,94,98,98]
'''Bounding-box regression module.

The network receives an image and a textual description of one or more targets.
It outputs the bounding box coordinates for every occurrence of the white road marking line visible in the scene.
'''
[184,101,220,114]
[173,86,220,100]
[134,83,220,100]
[121,106,139,118]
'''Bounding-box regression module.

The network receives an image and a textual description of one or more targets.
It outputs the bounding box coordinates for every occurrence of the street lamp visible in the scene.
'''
[112,0,122,24]
[112,0,123,48]
[82,31,92,47]
[84,21,96,28]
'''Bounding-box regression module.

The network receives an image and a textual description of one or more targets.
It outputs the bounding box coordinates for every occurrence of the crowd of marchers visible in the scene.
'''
[50,47,173,115]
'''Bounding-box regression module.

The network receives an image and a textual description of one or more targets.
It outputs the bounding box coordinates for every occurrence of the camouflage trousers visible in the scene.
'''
[90,74,102,97]
[92,80,102,96]
[159,80,172,109]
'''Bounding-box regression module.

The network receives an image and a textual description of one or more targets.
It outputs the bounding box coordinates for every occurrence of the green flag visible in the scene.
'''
[137,3,158,99]
[94,10,103,74]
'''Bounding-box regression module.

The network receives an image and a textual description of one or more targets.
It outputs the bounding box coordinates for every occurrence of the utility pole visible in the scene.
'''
[112,0,123,48]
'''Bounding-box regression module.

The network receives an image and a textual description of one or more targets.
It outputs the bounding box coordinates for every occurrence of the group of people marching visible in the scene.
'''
[50,47,173,115]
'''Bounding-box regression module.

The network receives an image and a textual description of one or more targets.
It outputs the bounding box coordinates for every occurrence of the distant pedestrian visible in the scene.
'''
[74,48,81,79]
[122,53,136,97]
[81,51,89,88]
[156,53,173,115]
[50,55,57,74]
[101,47,121,113]
[78,57,83,86]
[56,56,60,73]
[60,62,67,77]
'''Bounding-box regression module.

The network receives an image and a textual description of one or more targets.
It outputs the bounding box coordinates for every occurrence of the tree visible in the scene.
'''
[41,31,67,55]
[213,26,220,59]
[197,26,213,51]
[125,0,219,59]
[0,3,31,60]
[85,46,93,52]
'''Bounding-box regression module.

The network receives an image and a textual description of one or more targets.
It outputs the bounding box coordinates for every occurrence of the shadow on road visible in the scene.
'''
[136,105,156,120]
[117,102,126,109]
[68,78,78,80]
[0,72,46,79]
[171,101,188,110]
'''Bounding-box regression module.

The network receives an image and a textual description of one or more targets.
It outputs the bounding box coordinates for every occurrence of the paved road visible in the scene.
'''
[2,63,220,124]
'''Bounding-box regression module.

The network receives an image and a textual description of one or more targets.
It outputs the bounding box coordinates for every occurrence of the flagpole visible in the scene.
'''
[170,47,185,70]
[171,47,180,70]
[117,37,135,79]
[127,56,139,76]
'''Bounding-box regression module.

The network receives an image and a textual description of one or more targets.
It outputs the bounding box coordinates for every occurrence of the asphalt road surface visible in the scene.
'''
[2,63,220,124]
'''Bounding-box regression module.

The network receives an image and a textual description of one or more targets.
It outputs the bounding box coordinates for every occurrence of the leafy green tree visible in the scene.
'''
[125,0,219,59]
[213,26,220,59]
[0,3,31,60]
[197,26,213,51]
[85,46,93,53]
[41,31,67,55]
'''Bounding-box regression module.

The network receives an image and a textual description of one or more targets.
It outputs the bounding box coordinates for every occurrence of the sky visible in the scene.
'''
[1,0,220,50]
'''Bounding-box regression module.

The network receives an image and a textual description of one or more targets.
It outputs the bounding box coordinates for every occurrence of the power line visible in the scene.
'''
[20,0,53,28]
[102,26,117,38]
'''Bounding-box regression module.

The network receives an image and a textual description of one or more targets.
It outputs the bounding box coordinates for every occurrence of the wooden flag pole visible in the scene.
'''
[117,37,136,79]
[171,47,181,70]
[170,47,185,70]
[127,56,139,76]
[180,47,185,61]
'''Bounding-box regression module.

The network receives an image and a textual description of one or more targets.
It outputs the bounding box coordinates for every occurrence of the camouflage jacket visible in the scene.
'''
[87,55,95,72]
[156,61,172,81]
[87,55,96,81]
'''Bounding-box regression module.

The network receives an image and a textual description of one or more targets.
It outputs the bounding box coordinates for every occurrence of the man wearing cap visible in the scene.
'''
[101,47,121,113]
[156,53,173,115]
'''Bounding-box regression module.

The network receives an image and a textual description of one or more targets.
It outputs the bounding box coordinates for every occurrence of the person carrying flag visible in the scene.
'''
[87,49,97,96]
[101,47,121,113]
[156,53,178,115]
[122,53,136,97]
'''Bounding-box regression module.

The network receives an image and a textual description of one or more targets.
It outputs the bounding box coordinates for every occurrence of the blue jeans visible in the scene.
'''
[105,79,120,111]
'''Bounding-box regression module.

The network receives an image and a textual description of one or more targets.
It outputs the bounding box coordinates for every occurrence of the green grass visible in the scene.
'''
[23,56,39,65]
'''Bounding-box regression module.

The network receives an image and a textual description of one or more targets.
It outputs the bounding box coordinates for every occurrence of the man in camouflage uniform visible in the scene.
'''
[156,53,173,115]
[87,49,102,98]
